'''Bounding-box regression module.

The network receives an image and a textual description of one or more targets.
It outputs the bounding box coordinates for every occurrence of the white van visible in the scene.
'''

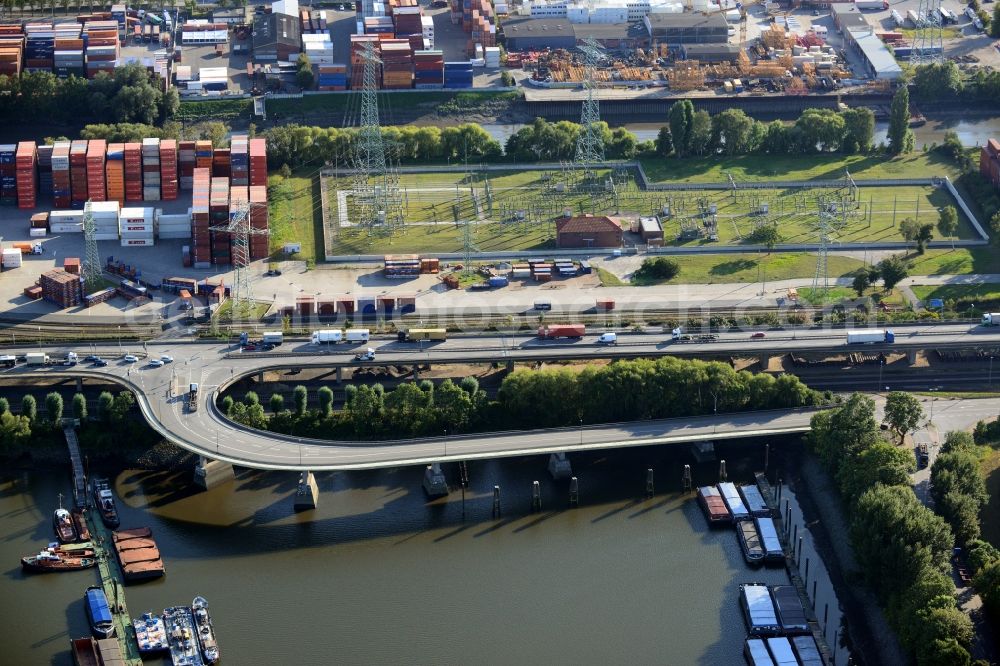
[345,329,370,343]
[597,333,618,345]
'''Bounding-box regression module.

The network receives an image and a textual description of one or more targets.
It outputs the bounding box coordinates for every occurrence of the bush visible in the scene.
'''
[633,257,680,283]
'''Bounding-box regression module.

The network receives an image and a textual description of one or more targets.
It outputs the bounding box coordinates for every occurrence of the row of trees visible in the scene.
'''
[222,357,823,440]
[263,101,882,171]
[809,393,976,665]
[0,390,139,453]
[664,100,876,157]
[0,64,179,126]
[263,122,503,169]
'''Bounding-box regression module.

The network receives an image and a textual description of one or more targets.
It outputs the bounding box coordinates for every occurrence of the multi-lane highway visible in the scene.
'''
[2,321,999,470]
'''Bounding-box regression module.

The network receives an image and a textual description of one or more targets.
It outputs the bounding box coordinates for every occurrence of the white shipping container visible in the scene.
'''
[121,238,155,247]
[158,230,192,239]
[50,223,84,233]
[2,248,22,267]
[49,210,85,224]
[121,224,154,233]
[94,233,119,241]
[89,201,120,216]
[29,228,47,237]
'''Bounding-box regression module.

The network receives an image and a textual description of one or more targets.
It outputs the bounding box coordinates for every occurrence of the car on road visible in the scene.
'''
[61,359,77,366]
[354,348,375,362]
[123,354,138,363]
[93,359,108,367]
[160,355,174,363]
[148,359,164,368]
[261,343,274,351]
[85,355,100,363]
[264,269,282,277]
[596,333,618,345]
[751,332,766,339]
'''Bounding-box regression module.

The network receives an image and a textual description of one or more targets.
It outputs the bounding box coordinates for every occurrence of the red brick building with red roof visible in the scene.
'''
[555,214,623,249]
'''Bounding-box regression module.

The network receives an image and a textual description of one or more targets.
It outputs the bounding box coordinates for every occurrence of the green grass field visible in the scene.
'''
[911,284,1000,310]
[323,163,976,255]
[618,252,865,286]
[908,249,1000,276]
[638,152,963,184]
[268,170,324,264]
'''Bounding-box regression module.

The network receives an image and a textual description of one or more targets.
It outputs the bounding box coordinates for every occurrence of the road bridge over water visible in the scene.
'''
[2,322,1000,474]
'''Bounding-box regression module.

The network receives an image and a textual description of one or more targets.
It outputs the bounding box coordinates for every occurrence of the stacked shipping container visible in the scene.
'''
[51,141,71,208]
[249,185,268,259]
[230,135,248,187]
[380,39,414,89]
[86,139,107,202]
[69,140,88,204]
[0,145,15,205]
[106,143,124,203]
[0,25,24,76]
[178,140,196,190]
[15,141,37,209]
[124,142,142,202]
[209,176,230,265]
[249,139,267,187]
[160,139,178,200]
[414,49,443,88]
[191,168,211,267]
[141,138,160,201]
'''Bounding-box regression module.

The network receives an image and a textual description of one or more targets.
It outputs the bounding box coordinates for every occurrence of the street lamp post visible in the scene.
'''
[990,356,994,388]
[878,358,884,394]
[579,418,583,445]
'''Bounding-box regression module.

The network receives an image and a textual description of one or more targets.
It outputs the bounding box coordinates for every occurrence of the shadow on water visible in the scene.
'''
[106,436,791,563]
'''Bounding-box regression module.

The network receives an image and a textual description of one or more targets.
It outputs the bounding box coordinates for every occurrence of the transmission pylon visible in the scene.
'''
[209,200,267,319]
[575,38,606,173]
[811,196,847,299]
[351,40,404,235]
[911,0,943,65]
[82,200,102,292]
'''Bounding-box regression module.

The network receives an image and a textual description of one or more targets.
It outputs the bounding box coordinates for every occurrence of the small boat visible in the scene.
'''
[736,520,765,567]
[21,550,96,573]
[54,494,79,544]
[718,482,751,521]
[697,485,731,525]
[163,606,205,666]
[192,596,220,664]
[72,509,91,542]
[92,479,120,529]
[132,611,169,655]
[84,585,116,639]
[47,541,96,558]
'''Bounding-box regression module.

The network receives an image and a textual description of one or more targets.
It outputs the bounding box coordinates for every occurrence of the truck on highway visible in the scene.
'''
[345,329,370,343]
[397,328,447,342]
[846,329,895,344]
[537,324,585,339]
[854,0,887,10]
[0,355,15,368]
[26,352,50,365]
[261,331,284,345]
[982,313,1000,326]
[187,383,199,412]
[311,329,343,344]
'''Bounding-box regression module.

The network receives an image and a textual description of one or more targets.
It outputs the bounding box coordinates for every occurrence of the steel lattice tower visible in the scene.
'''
[209,201,267,319]
[911,0,943,65]
[575,38,605,168]
[811,197,847,298]
[82,201,102,292]
[352,41,404,234]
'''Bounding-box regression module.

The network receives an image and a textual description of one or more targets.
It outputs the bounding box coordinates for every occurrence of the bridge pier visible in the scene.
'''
[759,354,772,370]
[422,463,449,498]
[548,452,572,480]
[413,365,420,381]
[294,471,319,511]
[76,377,83,392]
[907,350,918,366]
[336,367,343,384]
[193,456,234,490]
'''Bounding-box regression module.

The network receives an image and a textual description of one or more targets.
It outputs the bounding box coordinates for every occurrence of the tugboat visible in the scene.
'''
[84,585,116,639]
[53,495,78,544]
[163,606,205,666]
[132,611,169,655]
[192,596,220,664]
[92,479,120,528]
[71,508,91,542]
[21,549,96,573]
